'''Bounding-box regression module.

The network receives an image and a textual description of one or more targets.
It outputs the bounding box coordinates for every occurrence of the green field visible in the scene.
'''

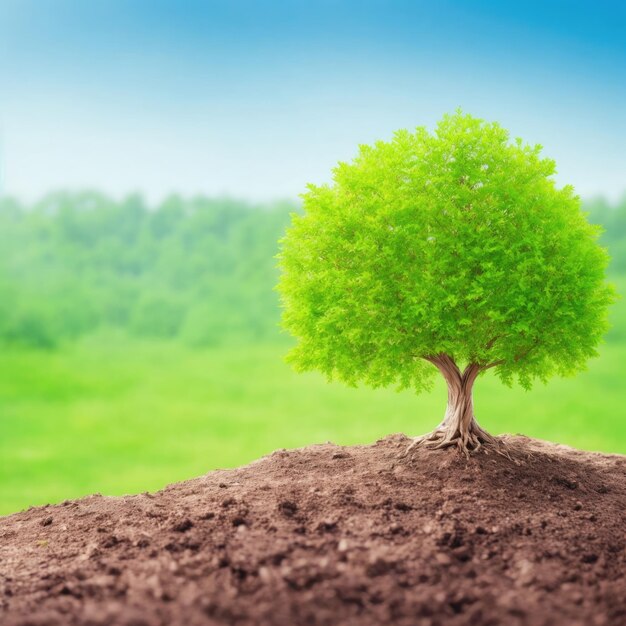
[2,331,625,516]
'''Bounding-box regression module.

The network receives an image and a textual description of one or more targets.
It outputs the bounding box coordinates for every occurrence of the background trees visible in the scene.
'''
[0,190,624,351]
[0,193,293,348]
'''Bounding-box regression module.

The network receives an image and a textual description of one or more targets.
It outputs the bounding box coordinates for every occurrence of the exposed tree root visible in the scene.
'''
[401,426,511,460]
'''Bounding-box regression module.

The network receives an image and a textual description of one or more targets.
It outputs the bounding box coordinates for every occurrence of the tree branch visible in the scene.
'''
[423,353,463,384]
[482,359,505,371]
[484,335,503,351]
[480,339,540,371]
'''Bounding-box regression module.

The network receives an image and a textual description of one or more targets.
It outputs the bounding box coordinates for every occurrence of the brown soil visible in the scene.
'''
[1,435,625,626]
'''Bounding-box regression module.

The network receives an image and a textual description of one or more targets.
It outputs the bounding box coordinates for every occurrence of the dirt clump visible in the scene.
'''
[1,435,625,626]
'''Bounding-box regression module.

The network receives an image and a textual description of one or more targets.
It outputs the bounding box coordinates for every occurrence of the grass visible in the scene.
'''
[1,330,625,516]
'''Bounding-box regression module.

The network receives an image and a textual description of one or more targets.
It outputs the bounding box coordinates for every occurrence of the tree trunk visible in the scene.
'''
[436,357,481,444]
[405,354,498,456]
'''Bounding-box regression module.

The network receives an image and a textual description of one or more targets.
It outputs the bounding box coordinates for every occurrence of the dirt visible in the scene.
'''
[1,435,625,626]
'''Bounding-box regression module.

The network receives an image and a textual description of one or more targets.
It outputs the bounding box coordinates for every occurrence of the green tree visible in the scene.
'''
[278,111,616,454]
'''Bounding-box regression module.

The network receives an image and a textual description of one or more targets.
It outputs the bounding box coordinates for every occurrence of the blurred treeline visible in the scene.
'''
[585,197,626,273]
[0,192,623,350]
[0,193,293,349]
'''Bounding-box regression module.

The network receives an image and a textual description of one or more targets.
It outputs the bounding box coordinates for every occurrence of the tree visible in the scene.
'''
[277,111,615,455]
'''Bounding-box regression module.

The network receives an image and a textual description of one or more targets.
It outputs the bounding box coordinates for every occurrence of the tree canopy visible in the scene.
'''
[278,111,616,393]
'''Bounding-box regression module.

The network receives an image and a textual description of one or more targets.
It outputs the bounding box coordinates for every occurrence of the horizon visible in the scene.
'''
[0,187,625,209]
[0,1,624,203]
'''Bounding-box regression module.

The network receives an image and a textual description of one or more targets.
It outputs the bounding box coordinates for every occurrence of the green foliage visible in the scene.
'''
[278,111,616,392]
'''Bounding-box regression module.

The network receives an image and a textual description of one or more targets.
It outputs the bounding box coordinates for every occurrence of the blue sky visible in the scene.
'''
[0,0,624,202]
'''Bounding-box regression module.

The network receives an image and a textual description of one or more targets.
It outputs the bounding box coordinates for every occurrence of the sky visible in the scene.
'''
[0,0,624,203]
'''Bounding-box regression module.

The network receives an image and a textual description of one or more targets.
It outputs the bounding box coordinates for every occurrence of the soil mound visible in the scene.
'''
[1,435,625,626]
